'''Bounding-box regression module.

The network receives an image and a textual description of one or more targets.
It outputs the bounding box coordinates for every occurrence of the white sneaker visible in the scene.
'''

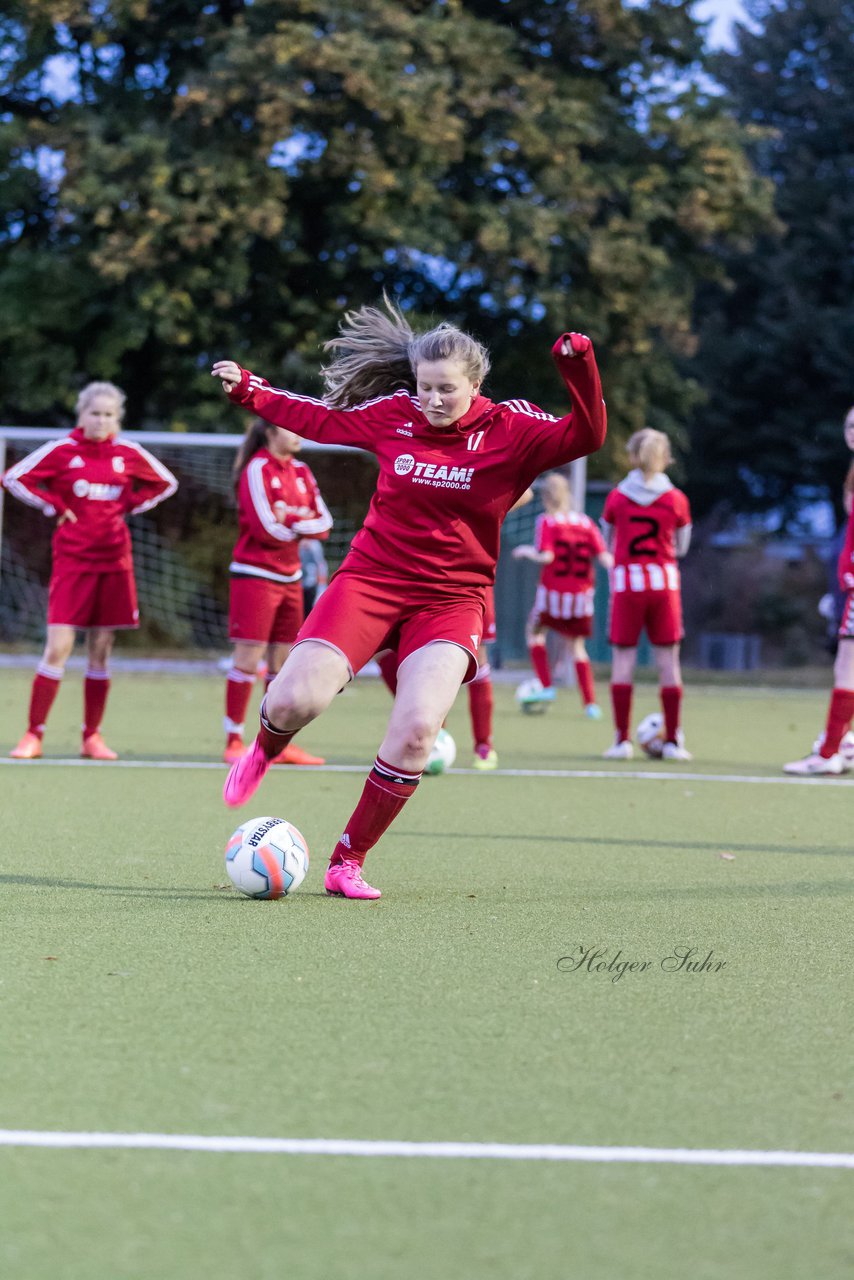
[783,752,848,776]
[603,738,633,760]
[813,730,854,765]
[662,741,692,761]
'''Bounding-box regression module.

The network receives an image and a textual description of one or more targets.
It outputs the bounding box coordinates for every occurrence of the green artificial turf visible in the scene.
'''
[1,669,852,1279]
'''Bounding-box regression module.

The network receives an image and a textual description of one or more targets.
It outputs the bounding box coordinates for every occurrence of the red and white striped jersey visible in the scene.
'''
[230,449,332,583]
[2,427,177,571]
[601,486,691,593]
[532,511,605,620]
[226,337,607,589]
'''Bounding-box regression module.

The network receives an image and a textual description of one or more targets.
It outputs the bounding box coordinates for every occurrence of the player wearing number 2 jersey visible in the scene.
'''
[600,429,692,760]
[213,297,606,898]
[513,471,612,717]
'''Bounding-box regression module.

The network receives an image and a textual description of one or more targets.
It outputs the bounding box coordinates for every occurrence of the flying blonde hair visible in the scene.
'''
[320,294,490,409]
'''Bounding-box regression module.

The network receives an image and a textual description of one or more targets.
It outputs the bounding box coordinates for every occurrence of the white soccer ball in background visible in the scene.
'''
[636,712,665,759]
[425,728,457,775]
[225,816,309,899]
[516,677,547,714]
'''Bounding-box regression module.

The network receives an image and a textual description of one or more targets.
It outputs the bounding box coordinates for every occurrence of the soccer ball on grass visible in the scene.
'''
[225,816,309,899]
[636,712,665,759]
[425,727,457,775]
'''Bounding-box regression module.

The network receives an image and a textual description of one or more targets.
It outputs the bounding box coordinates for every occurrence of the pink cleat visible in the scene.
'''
[324,858,382,900]
[81,732,118,761]
[10,731,43,760]
[223,738,272,807]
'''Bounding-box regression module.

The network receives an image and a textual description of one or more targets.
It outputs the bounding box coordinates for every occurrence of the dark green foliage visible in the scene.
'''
[1,1,772,468]
[687,0,854,518]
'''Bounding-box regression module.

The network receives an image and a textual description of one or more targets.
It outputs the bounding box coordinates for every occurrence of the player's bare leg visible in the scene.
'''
[223,640,347,807]
[326,642,470,899]
[10,624,76,759]
[604,645,636,757]
[264,641,325,766]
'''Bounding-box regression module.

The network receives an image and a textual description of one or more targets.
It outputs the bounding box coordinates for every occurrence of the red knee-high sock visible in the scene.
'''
[611,683,633,742]
[468,664,494,749]
[330,755,422,867]
[820,688,854,757]
[376,651,399,695]
[27,665,63,737]
[529,643,552,688]
[660,685,683,744]
[224,667,256,742]
[574,659,595,708]
[83,670,111,738]
[257,698,298,759]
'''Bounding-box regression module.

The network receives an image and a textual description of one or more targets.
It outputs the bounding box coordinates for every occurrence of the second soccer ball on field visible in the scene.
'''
[636,712,666,759]
[425,728,457,775]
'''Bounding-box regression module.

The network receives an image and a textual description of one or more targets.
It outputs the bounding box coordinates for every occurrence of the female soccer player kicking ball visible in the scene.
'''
[4,382,177,760]
[212,298,606,897]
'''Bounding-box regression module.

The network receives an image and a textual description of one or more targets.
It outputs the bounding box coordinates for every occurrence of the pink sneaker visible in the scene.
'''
[223,738,272,808]
[324,858,382,900]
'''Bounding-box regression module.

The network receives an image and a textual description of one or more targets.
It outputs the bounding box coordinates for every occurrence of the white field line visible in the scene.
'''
[0,758,851,786]
[0,1130,852,1168]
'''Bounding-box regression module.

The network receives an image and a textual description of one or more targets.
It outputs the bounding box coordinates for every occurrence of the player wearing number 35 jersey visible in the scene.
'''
[513,471,612,717]
[600,429,692,760]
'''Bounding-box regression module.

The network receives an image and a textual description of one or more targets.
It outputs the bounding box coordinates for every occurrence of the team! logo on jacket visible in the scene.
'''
[394,454,475,490]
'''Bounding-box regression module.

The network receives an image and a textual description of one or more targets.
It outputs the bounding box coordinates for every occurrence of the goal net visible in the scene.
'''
[1,427,589,664]
[0,429,375,652]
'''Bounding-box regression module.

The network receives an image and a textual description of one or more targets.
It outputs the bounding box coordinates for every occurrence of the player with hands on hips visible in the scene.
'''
[3,382,177,760]
[513,470,613,718]
[212,301,606,898]
[599,428,692,761]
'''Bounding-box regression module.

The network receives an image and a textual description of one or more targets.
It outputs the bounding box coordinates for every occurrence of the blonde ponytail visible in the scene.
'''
[627,428,673,476]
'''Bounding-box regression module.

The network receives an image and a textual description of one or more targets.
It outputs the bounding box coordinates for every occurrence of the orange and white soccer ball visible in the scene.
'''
[636,713,665,759]
[225,816,309,899]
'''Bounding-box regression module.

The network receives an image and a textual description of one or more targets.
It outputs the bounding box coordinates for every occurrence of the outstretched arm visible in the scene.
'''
[212,360,386,451]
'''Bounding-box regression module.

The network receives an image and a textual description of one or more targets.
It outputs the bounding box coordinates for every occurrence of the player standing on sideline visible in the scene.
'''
[599,429,692,760]
[223,419,333,766]
[3,382,177,760]
[512,471,613,717]
[784,407,854,775]
[212,296,607,898]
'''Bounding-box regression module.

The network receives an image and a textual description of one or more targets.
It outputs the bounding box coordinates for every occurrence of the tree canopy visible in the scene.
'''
[686,0,854,518]
[1,0,773,470]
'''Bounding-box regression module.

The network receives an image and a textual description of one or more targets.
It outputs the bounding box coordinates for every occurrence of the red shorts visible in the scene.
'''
[483,586,497,646]
[531,609,593,639]
[229,575,304,645]
[609,588,683,647]
[840,592,854,640]
[48,567,139,629]
[296,570,486,683]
